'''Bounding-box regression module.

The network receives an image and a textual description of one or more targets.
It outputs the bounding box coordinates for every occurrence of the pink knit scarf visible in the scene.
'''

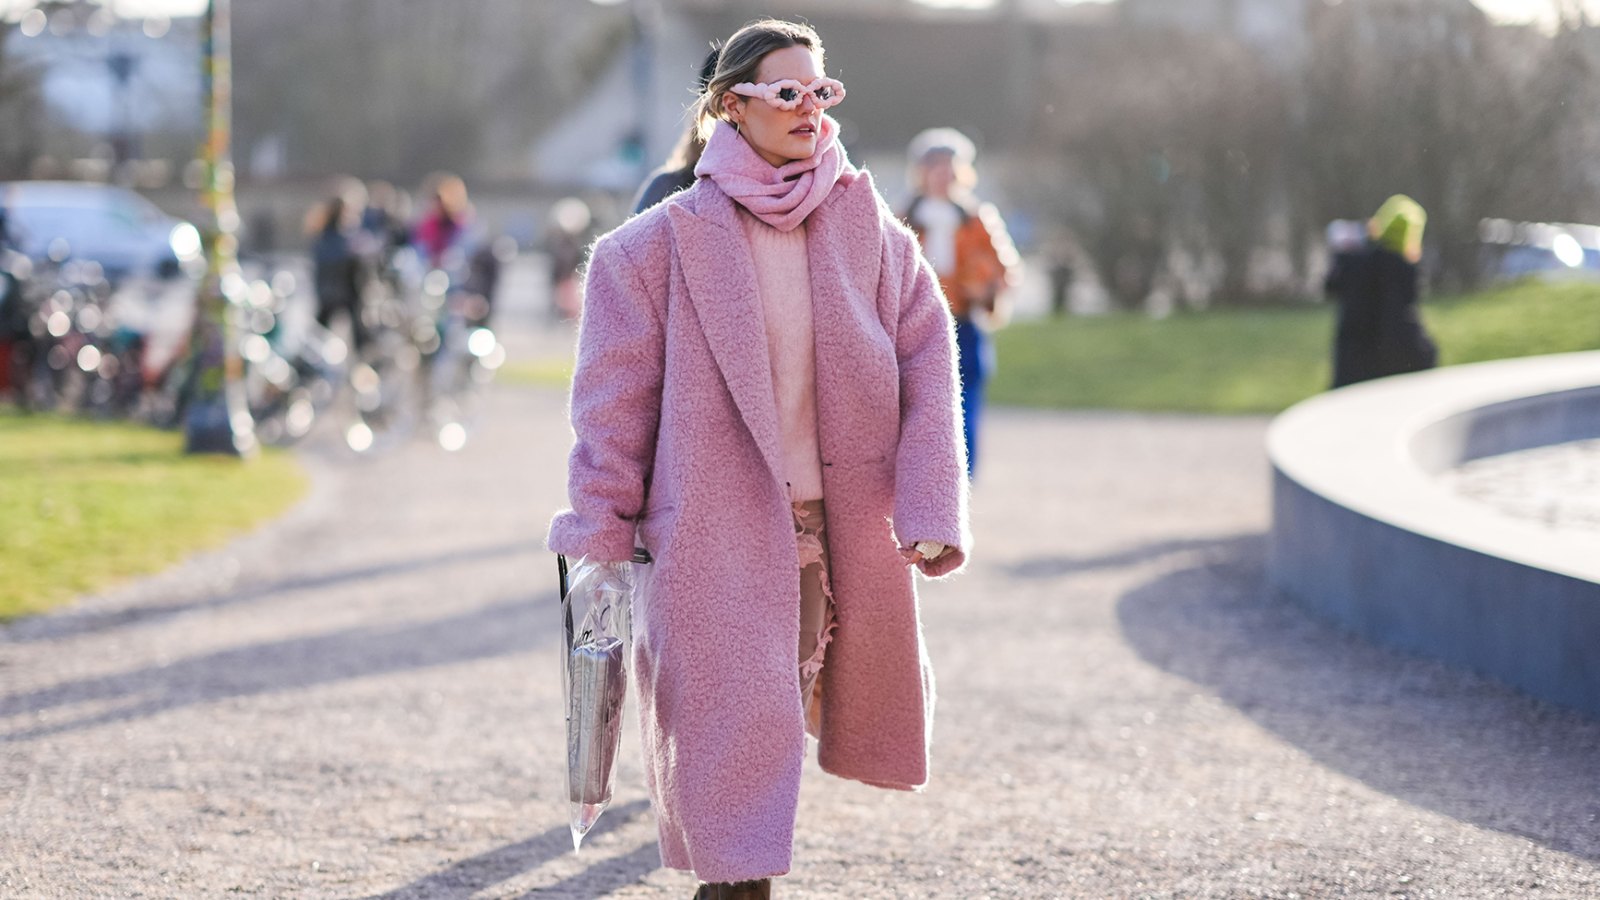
[694,115,856,232]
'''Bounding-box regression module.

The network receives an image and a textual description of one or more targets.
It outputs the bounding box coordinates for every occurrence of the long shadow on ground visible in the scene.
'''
[2,541,540,646]
[0,591,554,743]
[1113,534,1600,863]
[1000,535,1253,580]
[520,841,664,899]
[367,799,657,899]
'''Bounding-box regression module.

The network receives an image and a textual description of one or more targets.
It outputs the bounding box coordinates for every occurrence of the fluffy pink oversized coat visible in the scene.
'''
[547,170,971,882]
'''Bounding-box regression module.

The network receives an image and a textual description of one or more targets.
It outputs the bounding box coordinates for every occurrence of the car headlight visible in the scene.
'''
[169,222,203,261]
[1552,233,1586,269]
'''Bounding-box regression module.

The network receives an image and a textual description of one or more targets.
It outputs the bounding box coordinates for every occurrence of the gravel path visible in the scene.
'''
[4,382,1599,898]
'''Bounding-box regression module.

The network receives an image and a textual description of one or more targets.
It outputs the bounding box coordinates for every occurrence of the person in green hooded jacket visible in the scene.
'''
[1324,194,1439,387]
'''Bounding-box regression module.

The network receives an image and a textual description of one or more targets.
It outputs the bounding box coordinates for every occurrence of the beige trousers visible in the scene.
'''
[792,500,838,739]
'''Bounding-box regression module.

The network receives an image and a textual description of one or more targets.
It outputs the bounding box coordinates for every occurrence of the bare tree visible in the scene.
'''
[0,7,49,178]
[1031,0,1600,306]
[1034,23,1292,309]
[1293,0,1600,290]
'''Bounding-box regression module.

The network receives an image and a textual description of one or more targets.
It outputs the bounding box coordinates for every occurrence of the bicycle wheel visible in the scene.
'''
[425,318,501,451]
[347,325,420,453]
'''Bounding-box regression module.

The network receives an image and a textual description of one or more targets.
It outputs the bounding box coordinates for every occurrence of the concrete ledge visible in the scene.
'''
[1411,384,1600,474]
[1268,352,1600,716]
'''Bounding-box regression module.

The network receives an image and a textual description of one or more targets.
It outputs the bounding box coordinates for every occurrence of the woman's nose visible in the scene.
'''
[797,91,819,113]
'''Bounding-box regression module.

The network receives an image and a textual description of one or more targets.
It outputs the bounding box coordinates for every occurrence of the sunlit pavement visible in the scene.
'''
[3,285,1599,897]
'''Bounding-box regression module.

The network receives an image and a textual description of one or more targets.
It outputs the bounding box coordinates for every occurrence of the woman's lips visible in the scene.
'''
[790,124,817,136]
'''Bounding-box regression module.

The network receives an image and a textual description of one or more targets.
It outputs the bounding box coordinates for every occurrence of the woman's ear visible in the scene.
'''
[719,91,743,124]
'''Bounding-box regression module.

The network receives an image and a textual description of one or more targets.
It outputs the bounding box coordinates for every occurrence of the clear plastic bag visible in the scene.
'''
[558,551,646,850]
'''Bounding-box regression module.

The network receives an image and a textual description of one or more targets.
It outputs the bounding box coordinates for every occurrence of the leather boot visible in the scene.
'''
[693,879,772,899]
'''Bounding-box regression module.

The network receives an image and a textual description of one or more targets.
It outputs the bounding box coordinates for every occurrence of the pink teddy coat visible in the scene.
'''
[547,169,971,882]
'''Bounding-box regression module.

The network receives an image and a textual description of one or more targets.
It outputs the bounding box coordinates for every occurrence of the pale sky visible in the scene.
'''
[1471,0,1600,28]
[11,0,1600,30]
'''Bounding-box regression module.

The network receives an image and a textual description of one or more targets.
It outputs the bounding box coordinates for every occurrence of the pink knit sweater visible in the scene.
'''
[736,207,824,501]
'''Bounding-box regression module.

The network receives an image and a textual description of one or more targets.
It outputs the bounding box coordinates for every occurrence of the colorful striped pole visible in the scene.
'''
[183,0,255,455]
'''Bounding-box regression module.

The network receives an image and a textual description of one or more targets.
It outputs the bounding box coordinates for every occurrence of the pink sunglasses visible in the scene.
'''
[730,77,846,111]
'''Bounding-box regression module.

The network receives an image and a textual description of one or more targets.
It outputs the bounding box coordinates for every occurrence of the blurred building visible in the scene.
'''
[7,14,201,171]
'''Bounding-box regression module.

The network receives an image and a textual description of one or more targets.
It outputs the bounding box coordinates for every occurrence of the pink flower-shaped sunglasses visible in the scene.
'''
[730,77,846,111]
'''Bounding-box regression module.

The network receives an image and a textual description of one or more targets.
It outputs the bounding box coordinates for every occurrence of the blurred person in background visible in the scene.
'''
[308,181,368,354]
[1041,223,1077,318]
[360,180,412,256]
[465,236,511,325]
[548,19,969,899]
[1322,219,1365,315]
[0,184,24,398]
[1324,195,1437,388]
[543,197,591,321]
[354,180,412,299]
[413,173,497,323]
[1,183,14,250]
[901,128,1020,478]
[246,209,278,261]
[412,172,480,273]
[633,47,723,215]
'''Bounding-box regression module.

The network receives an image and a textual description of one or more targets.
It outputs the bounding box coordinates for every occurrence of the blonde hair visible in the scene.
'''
[692,20,823,142]
[420,172,471,220]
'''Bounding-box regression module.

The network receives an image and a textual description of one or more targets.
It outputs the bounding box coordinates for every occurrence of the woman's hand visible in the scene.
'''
[900,541,949,567]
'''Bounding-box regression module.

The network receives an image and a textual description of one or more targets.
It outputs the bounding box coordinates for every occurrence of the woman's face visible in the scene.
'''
[722,45,826,168]
[920,155,957,199]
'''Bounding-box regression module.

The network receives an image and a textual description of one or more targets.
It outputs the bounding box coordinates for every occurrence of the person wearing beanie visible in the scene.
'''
[547,19,971,899]
[1324,193,1438,387]
[901,127,1020,478]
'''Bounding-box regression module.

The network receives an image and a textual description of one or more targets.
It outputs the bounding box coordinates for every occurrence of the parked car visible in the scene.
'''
[0,181,202,282]
[1478,217,1600,282]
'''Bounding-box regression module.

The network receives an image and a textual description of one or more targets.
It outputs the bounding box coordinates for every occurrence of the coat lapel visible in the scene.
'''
[805,173,886,462]
[667,188,786,488]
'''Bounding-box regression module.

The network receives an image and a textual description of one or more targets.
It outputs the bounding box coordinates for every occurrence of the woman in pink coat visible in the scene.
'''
[547,19,970,899]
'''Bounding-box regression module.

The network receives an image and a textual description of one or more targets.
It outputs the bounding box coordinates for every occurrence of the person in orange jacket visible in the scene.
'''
[902,128,1020,477]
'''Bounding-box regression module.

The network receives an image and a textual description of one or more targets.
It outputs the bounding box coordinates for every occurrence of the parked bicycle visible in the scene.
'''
[342,247,504,453]
[8,254,150,417]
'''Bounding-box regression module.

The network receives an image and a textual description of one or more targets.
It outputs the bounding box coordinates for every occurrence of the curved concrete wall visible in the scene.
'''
[1268,352,1600,716]
[1410,384,1600,474]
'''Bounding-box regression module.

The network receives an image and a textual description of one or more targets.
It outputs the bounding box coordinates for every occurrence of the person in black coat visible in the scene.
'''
[310,195,367,354]
[631,47,722,215]
[1325,194,1438,388]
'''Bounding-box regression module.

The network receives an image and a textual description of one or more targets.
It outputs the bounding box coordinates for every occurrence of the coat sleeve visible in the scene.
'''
[546,233,665,563]
[887,225,972,579]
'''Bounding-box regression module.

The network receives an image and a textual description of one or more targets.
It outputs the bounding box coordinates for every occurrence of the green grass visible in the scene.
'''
[498,358,575,389]
[0,415,309,619]
[991,279,1600,414]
